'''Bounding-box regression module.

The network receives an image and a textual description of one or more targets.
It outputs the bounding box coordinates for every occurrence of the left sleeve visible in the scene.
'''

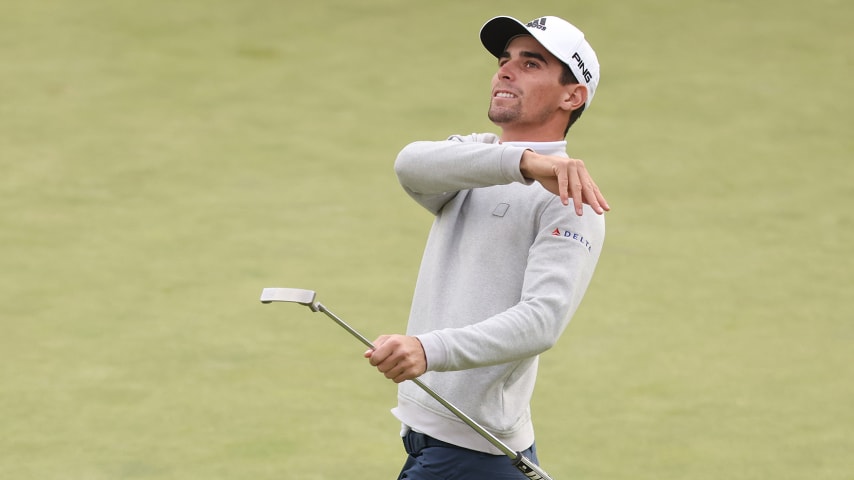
[416,199,606,371]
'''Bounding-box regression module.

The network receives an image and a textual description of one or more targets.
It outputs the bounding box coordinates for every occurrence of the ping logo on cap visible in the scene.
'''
[526,17,547,30]
[571,52,593,83]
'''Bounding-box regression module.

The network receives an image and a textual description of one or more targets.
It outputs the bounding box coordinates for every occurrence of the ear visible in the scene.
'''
[559,84,588,112]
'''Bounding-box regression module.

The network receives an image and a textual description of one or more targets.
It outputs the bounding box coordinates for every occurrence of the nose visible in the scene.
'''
[496,61,514,81]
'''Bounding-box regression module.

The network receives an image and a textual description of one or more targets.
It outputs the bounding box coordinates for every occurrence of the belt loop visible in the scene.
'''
[402,431,427,456]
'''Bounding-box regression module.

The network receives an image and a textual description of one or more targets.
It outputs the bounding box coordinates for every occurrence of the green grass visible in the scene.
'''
[1,0,852,478]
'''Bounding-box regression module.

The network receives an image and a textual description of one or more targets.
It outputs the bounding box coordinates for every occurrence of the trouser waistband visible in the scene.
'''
[402,430,460,456]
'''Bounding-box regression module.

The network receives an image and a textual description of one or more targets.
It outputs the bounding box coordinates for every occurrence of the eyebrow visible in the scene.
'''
[499,50,549,64]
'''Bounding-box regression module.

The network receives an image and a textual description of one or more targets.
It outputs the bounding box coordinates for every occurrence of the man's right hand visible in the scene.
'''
[519,150,610,216]
[364,334,427,384]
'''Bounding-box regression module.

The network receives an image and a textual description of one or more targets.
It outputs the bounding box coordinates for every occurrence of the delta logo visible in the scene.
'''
[552,228,592,252]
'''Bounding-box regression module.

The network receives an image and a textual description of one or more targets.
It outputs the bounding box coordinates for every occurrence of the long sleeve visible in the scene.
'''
[414,193,604,372]
[394,133,531,215]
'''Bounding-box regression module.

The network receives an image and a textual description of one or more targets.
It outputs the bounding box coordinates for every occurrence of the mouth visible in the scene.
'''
[493,90,518,99]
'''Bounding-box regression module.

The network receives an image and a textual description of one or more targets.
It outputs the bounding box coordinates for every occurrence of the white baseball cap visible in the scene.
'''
[480,16,600,108]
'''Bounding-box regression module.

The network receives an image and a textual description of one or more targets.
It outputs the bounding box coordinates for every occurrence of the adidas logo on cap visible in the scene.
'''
[526,17,547,31]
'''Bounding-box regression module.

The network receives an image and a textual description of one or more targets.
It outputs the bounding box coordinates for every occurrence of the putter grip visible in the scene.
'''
[513,453,554,480]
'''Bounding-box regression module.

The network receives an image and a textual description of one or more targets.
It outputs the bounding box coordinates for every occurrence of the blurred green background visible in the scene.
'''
[1,0,851,479]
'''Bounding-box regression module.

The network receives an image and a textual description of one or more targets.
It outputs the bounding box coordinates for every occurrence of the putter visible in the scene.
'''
[260,287,554,480]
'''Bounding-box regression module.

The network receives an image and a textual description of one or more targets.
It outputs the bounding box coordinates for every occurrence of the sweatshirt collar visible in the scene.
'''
[501,140,568,157]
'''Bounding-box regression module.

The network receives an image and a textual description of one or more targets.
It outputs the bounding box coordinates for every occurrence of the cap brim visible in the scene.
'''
[480,16,530,58]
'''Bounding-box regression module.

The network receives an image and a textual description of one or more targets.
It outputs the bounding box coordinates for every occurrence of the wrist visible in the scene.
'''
[519,149,536,179]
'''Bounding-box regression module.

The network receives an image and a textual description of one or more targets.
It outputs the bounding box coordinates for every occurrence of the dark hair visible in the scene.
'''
[559,63,586,136]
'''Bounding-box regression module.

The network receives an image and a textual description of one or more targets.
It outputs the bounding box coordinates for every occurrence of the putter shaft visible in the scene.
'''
[316,304,515,457]
[261,288,554,480]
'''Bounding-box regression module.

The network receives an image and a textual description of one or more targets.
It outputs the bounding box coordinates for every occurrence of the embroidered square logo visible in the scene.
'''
[492,203,510,217]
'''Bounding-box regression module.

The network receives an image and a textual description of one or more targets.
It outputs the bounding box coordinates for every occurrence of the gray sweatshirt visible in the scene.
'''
[391,133,606,454]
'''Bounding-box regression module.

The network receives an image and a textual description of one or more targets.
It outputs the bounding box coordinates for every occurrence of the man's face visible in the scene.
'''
[488,35,569,130]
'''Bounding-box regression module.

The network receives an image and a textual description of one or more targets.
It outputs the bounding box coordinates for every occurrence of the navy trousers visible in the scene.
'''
[397,430,540,480]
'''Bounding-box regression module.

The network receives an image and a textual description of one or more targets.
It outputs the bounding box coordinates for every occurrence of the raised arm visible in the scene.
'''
[394,135,529,214]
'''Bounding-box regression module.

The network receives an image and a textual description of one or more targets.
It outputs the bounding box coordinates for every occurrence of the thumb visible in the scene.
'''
[365,334,391,357]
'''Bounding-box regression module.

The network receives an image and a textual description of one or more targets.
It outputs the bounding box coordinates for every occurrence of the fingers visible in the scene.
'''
[565,158,609,216]
[383,360,418,384]
[365,335,427,383]
[580,174,610,215]
[363,334,390,359]
[567,163,583,215]
[579,178,601,216]
[555,165,570,207]
[587,181,610,214]
[526,154,609,216]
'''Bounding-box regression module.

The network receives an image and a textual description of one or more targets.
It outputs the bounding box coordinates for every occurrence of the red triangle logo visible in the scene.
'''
[552,228,561,236]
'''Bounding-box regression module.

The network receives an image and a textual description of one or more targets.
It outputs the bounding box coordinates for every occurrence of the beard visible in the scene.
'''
[488,97,557,129]
[487,100,521,125]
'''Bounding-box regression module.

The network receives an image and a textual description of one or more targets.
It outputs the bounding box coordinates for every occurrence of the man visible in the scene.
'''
[364,15,609,479]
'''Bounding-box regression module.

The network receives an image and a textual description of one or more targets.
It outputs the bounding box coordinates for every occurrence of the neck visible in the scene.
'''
[500,132,565,142]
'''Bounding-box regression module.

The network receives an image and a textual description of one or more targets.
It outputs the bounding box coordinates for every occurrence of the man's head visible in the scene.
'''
[480,16,600,139]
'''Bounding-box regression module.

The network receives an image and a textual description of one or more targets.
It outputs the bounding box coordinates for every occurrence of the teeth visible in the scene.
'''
[495,92,516,98]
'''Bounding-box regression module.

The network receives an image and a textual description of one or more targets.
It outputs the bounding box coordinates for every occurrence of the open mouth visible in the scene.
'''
[494,91,518,99]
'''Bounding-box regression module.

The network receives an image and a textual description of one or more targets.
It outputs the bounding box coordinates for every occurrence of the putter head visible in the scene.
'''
[260,288,318,311]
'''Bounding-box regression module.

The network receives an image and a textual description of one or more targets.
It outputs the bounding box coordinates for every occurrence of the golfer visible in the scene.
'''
[365,15,608,479]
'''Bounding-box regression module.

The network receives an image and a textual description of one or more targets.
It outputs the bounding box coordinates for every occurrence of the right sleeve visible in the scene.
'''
[393,133,532,215]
